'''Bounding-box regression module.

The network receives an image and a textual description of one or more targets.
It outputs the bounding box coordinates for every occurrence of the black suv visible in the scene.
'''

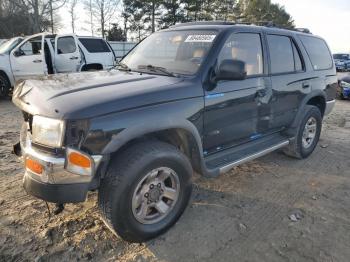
[13,22,337,243]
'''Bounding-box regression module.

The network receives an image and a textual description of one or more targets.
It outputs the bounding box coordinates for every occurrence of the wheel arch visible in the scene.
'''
[81,63,103,71]
[100,122,218,178]
[285,90,327,137]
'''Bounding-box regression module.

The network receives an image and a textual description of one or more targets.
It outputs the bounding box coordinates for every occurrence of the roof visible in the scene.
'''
[167,21,312,36]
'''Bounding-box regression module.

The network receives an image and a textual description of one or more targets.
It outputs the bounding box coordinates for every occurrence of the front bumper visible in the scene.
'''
[324,99,336,116]
[18,130,102,203]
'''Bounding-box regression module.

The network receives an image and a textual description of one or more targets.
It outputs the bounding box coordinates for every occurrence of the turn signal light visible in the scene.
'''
[68,152,91,168]
[26,158,43,175]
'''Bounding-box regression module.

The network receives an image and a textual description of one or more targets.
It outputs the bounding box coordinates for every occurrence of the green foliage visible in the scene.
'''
[237,0,294,28]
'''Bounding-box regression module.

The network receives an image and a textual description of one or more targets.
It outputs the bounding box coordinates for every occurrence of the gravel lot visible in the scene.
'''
[0,94,350,261]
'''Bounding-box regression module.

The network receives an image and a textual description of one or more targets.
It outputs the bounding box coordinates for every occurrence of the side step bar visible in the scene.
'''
[219,140,289,174]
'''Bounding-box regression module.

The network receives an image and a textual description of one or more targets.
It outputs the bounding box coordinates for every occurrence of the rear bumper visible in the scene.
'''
[324,99,335,116]
[23,174,89,203]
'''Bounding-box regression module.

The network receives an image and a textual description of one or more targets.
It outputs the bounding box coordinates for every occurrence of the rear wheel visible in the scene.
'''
[284,105,322,159]
[98,141,193,242]
[0,73,10,97]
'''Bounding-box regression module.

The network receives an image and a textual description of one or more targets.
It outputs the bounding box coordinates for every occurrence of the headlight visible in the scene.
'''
[32,115,65,147]
[340,81,350,88]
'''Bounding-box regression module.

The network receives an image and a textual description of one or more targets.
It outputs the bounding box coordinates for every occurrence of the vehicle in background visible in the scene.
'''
[333,53,350,72]
[0,33,115,97]
[337,75,350,99]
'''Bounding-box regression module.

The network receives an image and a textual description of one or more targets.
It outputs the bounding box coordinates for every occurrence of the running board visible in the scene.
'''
[204,134,290,176]
[219,140,289,174]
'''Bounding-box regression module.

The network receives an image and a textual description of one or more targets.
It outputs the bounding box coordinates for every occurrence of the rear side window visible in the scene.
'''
[79,38,111,53]
[299,36,333,70]
[267,35,294,74]
[57,36,76,54]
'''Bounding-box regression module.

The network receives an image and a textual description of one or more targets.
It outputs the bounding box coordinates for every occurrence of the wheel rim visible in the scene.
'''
[302,116,317,149]
[132,167,180,224]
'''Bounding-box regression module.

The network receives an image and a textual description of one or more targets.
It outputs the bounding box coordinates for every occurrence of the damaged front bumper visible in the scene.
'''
[15,130,102,203]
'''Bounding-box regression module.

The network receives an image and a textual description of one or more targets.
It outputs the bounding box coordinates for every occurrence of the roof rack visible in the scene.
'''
[170,21,236,28]
[169,21,312,34]
[295,28,311,34]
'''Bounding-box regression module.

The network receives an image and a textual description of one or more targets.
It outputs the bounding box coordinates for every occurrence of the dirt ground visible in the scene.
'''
[1,94,350,262]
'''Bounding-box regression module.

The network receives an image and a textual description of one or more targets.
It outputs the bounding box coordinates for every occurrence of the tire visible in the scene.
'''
[0,73,11,97]
[283,105,322,159]
[98,141,193,243]
[336,87,345,100]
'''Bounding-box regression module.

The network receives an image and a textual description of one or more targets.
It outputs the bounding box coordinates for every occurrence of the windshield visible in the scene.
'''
[122,30,218,75]
[0,37,23,54]
[333,54,349,60]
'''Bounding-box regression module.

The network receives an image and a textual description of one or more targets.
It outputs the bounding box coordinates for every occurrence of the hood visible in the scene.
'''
[12,70,196,119]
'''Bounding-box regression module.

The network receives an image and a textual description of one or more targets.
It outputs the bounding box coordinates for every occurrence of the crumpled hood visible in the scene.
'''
[12,70,190,119]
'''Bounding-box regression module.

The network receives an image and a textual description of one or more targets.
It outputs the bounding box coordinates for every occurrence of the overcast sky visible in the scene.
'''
[59,0,350,53]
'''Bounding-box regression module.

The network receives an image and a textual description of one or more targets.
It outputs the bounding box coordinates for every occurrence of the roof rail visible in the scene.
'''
[170,21,236,28]
[295,28,312,34]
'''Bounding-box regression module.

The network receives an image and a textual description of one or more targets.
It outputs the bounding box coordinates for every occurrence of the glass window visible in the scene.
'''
[79,38,111,53]
[292,41,303,71]
[18,36,42,56]
[57,36,76,54]
[267,35,294,74]
[218,33,263,76]
[122,30,218,75]
[299,35,333,70]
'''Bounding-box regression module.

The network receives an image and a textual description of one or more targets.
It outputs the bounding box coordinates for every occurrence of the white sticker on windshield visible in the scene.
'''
[185,35,216,43]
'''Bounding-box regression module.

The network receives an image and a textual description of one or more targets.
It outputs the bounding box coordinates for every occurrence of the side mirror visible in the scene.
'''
[216,59,247,81]
[13,49,23,57]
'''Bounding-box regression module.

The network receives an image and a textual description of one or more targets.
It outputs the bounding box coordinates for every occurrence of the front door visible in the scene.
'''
[54,34,81,73]
[10,35,46,81]
[203,32,271,154]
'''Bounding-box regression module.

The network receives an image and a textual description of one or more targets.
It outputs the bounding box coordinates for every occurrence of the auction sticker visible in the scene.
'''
[185,35,216,42]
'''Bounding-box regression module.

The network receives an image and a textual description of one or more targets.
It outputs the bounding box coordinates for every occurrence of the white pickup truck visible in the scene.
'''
[0,33,116,96]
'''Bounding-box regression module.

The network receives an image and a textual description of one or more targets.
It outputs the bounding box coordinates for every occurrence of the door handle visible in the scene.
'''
[70,56,79,60]
[33,59,42,63]
[302,82,310,88]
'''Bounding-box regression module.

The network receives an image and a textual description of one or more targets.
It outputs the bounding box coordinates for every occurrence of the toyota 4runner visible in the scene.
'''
[12,22,337,243]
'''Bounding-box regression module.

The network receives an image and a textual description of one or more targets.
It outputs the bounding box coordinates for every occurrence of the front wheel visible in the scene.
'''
[0,73,11,97]
[98,141,193,242]
[284,105,322,159]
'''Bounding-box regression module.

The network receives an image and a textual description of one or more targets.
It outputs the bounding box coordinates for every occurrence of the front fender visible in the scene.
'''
[82,98,219,177]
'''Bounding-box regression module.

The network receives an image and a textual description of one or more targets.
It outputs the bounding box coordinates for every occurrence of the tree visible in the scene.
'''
[159,0,185,28]
[68,0,78,33]
[107,23,126,40]
[237,0,294,28]
[85,0,121,38]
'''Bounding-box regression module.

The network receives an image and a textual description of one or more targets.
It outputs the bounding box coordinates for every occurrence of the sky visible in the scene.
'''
[59,0,350,53]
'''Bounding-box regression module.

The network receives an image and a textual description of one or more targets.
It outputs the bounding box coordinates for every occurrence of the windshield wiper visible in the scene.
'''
[137,64,176,77]
[109,61,131,72]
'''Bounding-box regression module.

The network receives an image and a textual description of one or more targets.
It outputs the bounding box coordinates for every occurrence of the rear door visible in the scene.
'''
[10,35,46,81]
[267,34,307,130]
[78,37,115,69]
[54,34,81,73]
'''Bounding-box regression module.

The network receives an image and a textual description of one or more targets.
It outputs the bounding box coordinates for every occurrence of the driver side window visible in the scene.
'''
[18,36,42,56]
[218,33,263,76]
